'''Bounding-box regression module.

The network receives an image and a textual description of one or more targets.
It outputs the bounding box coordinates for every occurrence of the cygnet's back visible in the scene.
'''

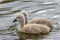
[29,18,53,29]
[21,24,50,34]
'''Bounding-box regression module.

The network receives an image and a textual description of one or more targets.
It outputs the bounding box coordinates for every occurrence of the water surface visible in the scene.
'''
[0,0,60,40]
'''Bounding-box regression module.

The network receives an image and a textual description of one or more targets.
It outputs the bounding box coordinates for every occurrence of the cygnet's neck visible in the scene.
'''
[17,14,25,30]
[22,11,29,24]
[16,19,25,31]
[20,19,25,28]
[24,13,28,24]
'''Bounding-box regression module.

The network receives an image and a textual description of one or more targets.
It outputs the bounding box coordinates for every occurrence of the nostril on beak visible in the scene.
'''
[13,19,17,23]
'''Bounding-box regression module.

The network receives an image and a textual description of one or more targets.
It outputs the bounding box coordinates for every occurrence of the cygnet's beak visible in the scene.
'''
[13,19,17,23]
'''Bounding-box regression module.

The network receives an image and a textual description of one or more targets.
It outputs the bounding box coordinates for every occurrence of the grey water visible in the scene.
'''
[0,0,60,40]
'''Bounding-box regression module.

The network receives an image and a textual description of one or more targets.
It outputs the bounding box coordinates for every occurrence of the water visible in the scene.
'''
[0,0,60,40]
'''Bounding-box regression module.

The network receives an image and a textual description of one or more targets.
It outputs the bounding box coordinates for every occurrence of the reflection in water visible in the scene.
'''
[0,0,60,40]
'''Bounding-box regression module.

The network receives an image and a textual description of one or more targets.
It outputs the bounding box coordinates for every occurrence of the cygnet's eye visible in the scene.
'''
[16,16,19,19]
[16,16,21,21]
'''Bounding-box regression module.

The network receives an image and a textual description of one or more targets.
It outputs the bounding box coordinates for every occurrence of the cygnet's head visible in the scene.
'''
[20,11,28,17]
[13,13,25,24]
